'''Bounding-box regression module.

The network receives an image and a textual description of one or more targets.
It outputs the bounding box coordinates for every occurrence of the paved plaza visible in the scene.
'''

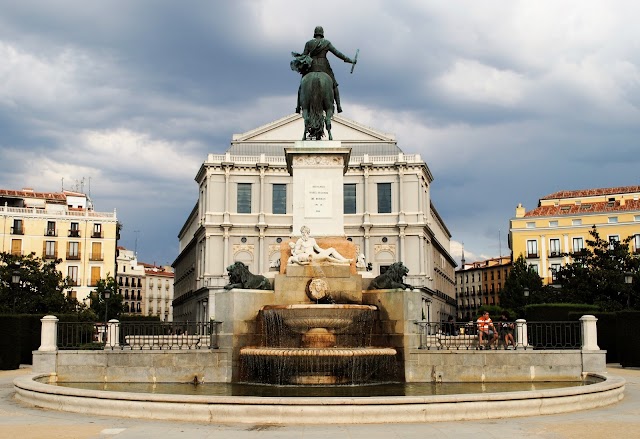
[1,365,638,439]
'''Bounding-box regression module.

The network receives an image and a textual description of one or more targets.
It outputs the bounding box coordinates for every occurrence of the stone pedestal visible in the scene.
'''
[285,141,351,237]
[275,264,363,304]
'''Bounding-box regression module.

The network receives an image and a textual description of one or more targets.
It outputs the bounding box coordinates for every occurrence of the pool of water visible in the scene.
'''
[46,379,600,398]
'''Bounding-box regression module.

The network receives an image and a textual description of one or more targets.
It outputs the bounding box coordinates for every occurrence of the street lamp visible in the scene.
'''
[11,270,20,313]
[625,272,633,308]
[103,289,111,342]
[523,287,530,305]
[202,298,208,335]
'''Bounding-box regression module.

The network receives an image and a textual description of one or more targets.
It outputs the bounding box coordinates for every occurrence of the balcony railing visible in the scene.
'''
[66,252,81,260]
[527,252,538,258]
[89,253,103,261]
[45,229,57,237]
[43,252,58,259]
[68,230,80,237]
[68,279,79,287]
[91,231,103,238]
[10,226,24,235]
[549,251,561,258]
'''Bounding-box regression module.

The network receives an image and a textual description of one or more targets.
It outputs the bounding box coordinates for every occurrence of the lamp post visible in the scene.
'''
[103,289,111,342]
[523,287,530,305]
[202,298,208,335]
[624,272,633,309]
[11,270,20,313]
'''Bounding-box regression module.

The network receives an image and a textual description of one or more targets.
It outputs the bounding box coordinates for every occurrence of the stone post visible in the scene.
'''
[105,319,120,349]
[515,319,529,349]
[38,315,58,351]
[580,315,599,350]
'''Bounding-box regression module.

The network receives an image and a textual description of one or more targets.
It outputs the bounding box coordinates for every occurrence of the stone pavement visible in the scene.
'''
[1,365,638,439]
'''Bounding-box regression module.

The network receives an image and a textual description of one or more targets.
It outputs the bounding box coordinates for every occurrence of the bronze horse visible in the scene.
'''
[300,72,334,140]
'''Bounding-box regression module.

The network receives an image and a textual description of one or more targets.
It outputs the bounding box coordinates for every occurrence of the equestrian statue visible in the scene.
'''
[291,26,357,140]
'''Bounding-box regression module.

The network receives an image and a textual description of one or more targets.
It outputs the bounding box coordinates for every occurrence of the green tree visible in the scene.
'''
[500,254,543,317]
[0,252,80,314]
[555,226,640,311]
[89,275,124,321]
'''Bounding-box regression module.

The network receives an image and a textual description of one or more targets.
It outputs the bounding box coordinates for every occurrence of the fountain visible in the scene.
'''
[240,303,397,385]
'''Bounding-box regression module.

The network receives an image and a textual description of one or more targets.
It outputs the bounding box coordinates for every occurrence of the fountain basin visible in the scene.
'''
[14,373,625,424]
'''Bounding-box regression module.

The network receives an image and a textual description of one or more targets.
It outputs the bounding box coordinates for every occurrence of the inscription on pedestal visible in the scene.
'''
[305,180,332,218]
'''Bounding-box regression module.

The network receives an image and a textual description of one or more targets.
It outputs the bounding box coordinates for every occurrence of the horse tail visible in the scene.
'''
[308,76,325,135]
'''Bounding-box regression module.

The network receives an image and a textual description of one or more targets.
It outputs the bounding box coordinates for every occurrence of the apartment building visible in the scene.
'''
[0,188,118,302]
[116,247,174,321]
[456,256,512,320]
[509,185,640,285]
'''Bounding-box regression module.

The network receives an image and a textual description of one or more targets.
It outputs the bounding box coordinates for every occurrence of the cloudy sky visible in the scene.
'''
[2,0,639,267]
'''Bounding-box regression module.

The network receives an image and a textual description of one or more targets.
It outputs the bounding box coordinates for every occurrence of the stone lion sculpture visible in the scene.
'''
[367,262,413,290]
[224,262,271,290]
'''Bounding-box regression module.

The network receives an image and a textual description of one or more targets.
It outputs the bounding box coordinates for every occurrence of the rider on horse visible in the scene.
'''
[291,26,356,114]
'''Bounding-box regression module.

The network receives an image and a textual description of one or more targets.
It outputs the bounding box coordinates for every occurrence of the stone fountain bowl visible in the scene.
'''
[262,304,377,334]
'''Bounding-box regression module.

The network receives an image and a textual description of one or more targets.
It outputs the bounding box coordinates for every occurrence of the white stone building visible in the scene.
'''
[173,114,457,323]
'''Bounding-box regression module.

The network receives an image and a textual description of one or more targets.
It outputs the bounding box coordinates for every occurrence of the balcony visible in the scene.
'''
[10,226,24,235]
[68,229,80,237]
[89,253,103,261]
[66,252,81,260]
[527,253,539,258]
[68,279,79,287]
[45,229,57,237]
[549,251,561,258]
[91,231,103,238]
[43,252,58,260]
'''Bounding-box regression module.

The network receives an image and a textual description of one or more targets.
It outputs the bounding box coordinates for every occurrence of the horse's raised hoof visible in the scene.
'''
[295,107,301,114]
[337,105,343,113]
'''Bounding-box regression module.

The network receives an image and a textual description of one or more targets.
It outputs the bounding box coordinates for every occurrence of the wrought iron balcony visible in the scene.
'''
[68,229,80,237]
[66,252,81,260]
[45,229,57,237]
[91,231,103,238]
[10,226,24,235]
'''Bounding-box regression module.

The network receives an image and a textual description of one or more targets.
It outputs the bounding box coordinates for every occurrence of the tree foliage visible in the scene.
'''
[0,252,80,314]
[89,274,124,321]
[499,254,544,317]
[555,226,640,311]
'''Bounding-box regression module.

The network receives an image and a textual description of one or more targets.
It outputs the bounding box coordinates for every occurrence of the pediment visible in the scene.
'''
[232,114,396,144]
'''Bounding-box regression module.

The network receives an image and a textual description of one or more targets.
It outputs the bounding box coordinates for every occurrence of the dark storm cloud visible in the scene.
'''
[1,0,640,265]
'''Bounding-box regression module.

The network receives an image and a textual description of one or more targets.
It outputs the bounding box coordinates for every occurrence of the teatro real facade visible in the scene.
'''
[173,114,456,323]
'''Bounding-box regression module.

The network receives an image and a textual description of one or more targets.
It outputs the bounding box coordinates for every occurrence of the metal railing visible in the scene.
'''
[415,320,582,350]
[57,320,222,350]
[526,321,581,349]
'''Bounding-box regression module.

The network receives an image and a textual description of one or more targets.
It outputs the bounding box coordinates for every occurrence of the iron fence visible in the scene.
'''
[57,320,221,350]
[526,321,581,349]
[415,320,582,350]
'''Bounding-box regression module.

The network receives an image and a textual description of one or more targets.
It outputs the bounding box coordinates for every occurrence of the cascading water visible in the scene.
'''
[240,304,397,385]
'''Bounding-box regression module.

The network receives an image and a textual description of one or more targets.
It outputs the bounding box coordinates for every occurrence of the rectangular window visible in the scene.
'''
[609,235,620,250]
[550,263,561,282]
[11,239,22,256]
[46,221,56,236]
[68,242,80,260]
[549,238,561,257]
[634,235,640,254]
[91,242,103,261]
[237,183,252,214]
[90,266,101,286]
[92,223,102,238]
[69,222,80,237]
[272,184,286,214]
[68,266,79,286]
[526,222,535,229]
[572,219,582,226]
[549,220,558,227]
[526,240,538,258]
[344,184,356,214]
[377,183,391,214]
[572,237,584,254]
[44,241,56,259]
[635,215,640,222]
[608,216,618,224]
[11,219,23,235]
[529,264,539,274]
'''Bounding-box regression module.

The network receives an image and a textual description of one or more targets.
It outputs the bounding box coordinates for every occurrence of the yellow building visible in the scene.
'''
[0,188,118,302]
[509,185,640,285]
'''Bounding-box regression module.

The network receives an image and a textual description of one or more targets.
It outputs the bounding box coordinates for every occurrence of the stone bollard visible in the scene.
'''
[39,315,59,352]
[580,315,599,350]
[105,319,120,349]
[515,319,529,349]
